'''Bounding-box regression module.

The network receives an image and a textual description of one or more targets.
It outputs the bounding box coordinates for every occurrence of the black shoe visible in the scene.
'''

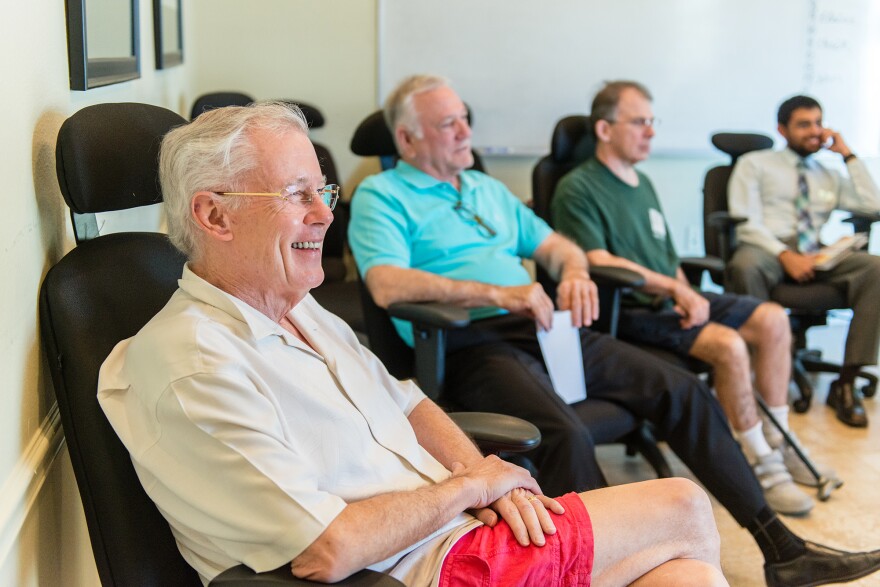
[826,380,868,428]
[765,541,880,586]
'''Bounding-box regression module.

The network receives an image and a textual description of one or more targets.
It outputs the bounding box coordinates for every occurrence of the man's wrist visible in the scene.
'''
[843,153,857,163]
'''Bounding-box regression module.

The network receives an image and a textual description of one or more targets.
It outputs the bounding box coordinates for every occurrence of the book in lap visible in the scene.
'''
[813,233,870,271]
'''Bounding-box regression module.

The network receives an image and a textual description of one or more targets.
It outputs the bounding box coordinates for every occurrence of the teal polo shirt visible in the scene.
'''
[349,161,553,346]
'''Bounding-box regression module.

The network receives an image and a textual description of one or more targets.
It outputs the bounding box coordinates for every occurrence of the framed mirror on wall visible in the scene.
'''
[153,0,183,69]
[65,0,140,90]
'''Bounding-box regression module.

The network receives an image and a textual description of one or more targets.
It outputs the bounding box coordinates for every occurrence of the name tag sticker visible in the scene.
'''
[649,208,667,239]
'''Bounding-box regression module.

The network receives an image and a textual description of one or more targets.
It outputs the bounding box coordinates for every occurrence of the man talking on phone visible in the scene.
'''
[727,95,880,428]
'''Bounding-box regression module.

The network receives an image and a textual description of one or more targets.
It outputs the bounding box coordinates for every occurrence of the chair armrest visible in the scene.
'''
[590,265,645,289]
[679,256,725,287]
[707,211,747,230]
[707,212,747,263]
[448,412,542,454]
[211,565,405,586]
[588,265,643,338]
[387,302,471,329]
[843,212,880,235]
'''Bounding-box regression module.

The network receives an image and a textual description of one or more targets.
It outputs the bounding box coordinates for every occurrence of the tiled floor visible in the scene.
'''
[595,321,880,586]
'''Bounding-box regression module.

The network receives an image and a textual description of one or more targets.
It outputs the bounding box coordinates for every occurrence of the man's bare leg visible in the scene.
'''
[582,478,727,586]
[737,302,791,410]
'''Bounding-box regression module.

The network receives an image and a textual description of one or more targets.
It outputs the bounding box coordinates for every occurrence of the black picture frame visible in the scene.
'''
[65,0,141,91]
[153,0,183,69]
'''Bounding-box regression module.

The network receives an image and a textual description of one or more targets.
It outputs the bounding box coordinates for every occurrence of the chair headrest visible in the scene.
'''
[350,110,398,157]
[56,103,187,215]
[287,101,325,129]
[711,133,774,161]
[190,91,254,120]
[550,115,596,164]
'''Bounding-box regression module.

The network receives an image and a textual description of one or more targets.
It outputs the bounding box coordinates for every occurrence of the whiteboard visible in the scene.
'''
[379,0,880,156]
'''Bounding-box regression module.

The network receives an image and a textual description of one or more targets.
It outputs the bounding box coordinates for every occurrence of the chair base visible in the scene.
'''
[791,348,878,413]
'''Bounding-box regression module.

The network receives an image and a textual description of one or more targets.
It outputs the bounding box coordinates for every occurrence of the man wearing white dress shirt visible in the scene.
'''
[727,95,880,428]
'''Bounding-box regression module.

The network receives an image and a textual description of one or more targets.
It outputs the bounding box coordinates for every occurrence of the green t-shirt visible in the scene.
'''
[552,158,680,306]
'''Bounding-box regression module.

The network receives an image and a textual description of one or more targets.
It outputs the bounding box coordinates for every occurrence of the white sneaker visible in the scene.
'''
[752,449,814,516]
[773,433,839,488]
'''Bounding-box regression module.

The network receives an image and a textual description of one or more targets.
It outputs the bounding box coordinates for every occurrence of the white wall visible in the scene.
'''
[0,0,196,584]
[189,0,382,196]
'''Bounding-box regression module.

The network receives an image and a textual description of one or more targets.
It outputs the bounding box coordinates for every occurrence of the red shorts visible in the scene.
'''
[438,492,594,587]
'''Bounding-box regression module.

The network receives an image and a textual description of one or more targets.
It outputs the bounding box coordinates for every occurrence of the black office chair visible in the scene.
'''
[350,110,672,478]
[43,102,408,587]
[704,132,878,412]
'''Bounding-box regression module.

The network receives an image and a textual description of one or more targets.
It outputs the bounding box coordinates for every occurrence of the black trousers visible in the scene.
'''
[444,314,765,527]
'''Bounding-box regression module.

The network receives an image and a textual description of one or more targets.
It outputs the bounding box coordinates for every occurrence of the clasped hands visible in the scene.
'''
[450,457,564,547]
[496,272,598,331]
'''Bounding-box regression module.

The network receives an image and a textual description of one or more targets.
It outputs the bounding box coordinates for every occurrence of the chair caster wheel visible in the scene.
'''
[793,398,811,413]
[862,383,876,398]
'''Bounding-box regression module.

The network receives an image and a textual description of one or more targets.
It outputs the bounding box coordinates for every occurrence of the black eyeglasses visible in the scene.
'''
[453,200,497,238]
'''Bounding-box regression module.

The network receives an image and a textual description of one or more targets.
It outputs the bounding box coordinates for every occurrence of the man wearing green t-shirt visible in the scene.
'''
[553,81,835,516]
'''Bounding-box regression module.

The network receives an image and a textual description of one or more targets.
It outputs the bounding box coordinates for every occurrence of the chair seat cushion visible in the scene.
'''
[770,282,845,313]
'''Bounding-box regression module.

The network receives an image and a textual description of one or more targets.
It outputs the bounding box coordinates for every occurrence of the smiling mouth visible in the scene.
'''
[292,241,322,250]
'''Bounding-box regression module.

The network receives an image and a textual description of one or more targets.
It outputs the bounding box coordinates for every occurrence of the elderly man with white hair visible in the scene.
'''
[97,102,727,586]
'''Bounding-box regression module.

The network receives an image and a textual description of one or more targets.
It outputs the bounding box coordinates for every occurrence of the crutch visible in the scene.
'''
[754,394,843,501]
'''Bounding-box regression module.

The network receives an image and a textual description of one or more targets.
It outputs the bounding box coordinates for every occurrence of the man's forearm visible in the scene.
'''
[586,250,679,297]
[365,265,501,309]
[408,398,484,469]
[291,475,476,582]
[533,232,589,282]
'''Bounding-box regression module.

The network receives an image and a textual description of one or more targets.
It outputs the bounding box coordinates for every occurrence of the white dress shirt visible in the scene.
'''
[98,265,478,585]
[728,147,880,256]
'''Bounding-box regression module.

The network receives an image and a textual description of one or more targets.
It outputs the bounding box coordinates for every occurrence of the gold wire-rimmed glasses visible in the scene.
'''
[216,184,340,211]
[453,200,497,238]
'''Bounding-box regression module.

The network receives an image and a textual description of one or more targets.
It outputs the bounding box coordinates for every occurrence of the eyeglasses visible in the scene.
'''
[215,184,340,211]
[454,200,497,238]
[608,117,659,129]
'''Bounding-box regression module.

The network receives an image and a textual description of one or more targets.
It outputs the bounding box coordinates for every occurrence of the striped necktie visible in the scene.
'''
[795,159,819,253]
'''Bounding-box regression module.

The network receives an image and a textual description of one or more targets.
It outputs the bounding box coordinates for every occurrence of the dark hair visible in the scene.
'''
[777,95,822,126]
[591,80,652,124]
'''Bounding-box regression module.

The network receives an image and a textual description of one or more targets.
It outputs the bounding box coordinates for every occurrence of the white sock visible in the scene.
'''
[767,404,790,432]
[738,420,774,462]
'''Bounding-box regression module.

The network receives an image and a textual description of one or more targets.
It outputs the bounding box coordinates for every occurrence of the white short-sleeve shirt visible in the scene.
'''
[98,265,478,584]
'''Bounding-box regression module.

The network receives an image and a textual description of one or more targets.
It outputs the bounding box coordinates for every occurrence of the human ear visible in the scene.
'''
[191,192,234,242]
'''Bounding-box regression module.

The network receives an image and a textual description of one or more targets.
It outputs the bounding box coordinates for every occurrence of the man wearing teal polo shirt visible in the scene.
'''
[348,74,880,586]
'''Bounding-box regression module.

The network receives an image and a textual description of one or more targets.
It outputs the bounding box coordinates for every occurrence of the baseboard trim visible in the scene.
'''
[0,404,64,569]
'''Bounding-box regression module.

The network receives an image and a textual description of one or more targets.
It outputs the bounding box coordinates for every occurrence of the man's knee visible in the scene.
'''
[749,302,791,346]
[696,325,749,367]
[659,478,721,556]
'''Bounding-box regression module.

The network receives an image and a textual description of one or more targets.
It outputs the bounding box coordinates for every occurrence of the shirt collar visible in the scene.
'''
[394,160,469,196]
[782,147,815,169]
[177,264,294,343]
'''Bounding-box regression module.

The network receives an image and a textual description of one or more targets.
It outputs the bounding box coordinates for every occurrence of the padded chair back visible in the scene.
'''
[358,278,415,380]
[531,115,595,224]
[703,133,774,261]
[350,108,486,172]
[45,103,201,586]
[190,91,254,120]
